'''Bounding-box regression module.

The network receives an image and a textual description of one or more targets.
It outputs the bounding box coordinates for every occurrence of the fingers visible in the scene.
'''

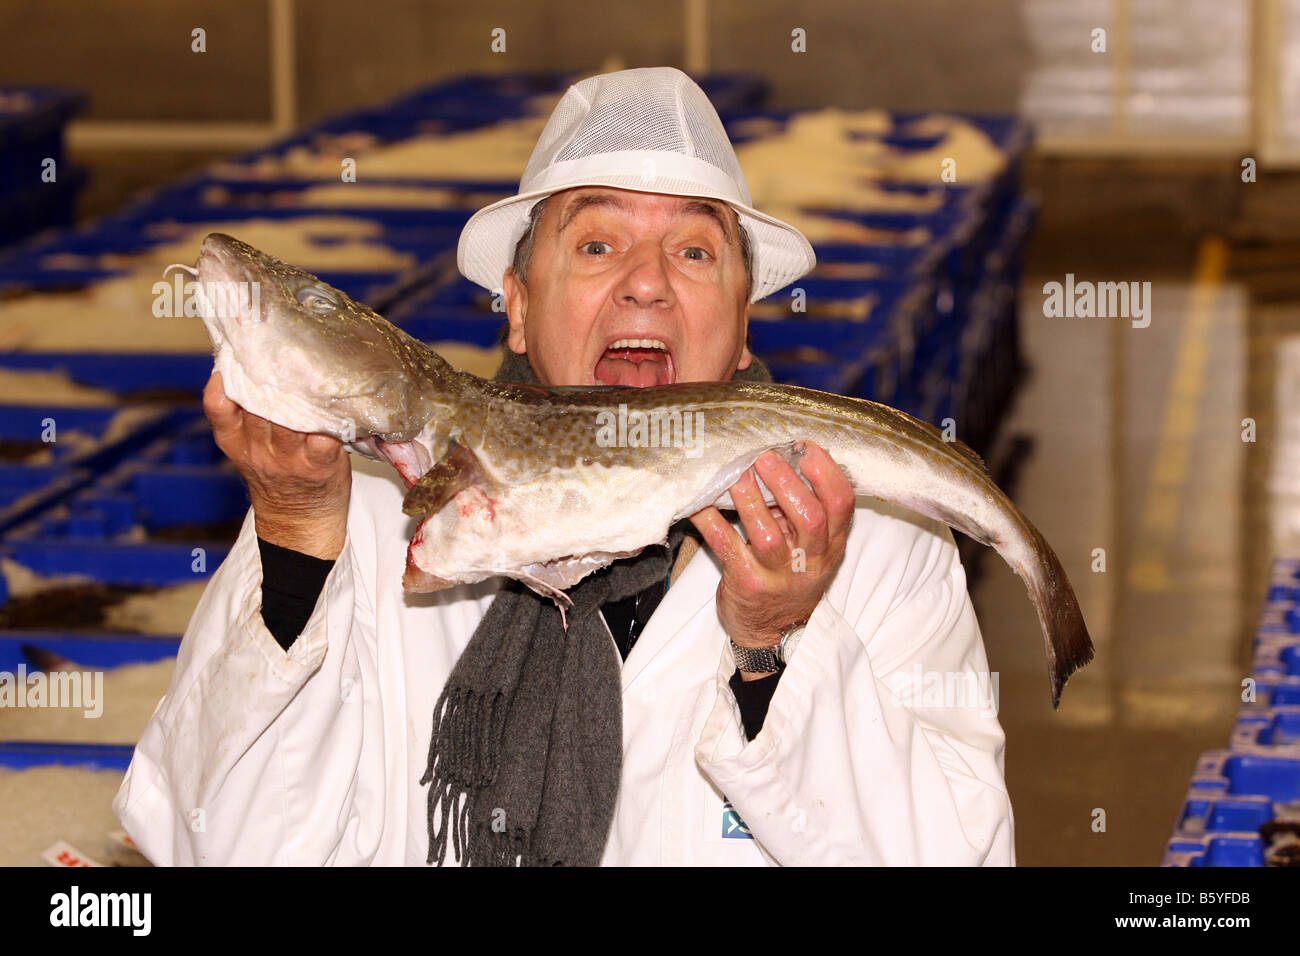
[202,372,245,453]
[268,420,304,459]
[752,448,829,556]
[304,432,344,468]
[689,506,748,568]
[202,372,343,475]
[798,442,857,543]
[727,459,792,570]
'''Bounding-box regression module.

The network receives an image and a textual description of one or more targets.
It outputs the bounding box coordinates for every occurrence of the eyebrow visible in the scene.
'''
[557,193,737,246]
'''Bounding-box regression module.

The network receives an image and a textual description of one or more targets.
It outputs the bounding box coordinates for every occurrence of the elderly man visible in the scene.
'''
[115,67,1013,866]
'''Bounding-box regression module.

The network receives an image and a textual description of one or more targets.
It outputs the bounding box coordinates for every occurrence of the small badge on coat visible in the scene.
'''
[721,800,753,839]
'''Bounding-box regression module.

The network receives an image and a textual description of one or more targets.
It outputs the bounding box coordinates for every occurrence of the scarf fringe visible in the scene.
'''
[421,683,509,865]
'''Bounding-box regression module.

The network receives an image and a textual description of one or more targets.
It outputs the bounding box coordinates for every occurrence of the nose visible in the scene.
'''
[613,240,675,309]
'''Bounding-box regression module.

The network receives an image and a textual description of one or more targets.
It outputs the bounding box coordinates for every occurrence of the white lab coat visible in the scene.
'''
[114,454,1014,866]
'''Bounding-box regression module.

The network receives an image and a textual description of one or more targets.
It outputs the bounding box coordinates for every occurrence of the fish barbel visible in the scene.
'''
[191,232,1093,706]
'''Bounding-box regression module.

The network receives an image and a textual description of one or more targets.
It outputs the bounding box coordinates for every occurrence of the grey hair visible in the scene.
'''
[508,195,755,300]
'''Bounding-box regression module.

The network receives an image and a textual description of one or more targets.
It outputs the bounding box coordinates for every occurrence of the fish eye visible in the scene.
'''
[296,286,337,314]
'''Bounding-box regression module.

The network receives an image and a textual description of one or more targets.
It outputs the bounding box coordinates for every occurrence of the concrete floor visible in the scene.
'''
[971,161,1300,865]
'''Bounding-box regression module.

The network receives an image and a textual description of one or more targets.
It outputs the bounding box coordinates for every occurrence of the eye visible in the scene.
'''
[682,247,711,260]
[581,240,611,255]
[296,286,337,314]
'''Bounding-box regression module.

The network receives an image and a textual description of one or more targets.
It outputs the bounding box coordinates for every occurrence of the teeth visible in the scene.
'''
[608,338,668,351]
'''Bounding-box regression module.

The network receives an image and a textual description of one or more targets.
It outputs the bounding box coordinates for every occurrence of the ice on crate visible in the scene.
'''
[735,107,1007,209]
[0,765,150,867]
[39,216,418,276]
[429,342,504,379]
[215,115,549,182]
[0,368,119,407]
[0,656,175,745]
[0,274,211,353]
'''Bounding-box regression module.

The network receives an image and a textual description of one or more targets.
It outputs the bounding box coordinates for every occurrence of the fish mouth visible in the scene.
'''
[192,237,266,326]
[593,336,677,387]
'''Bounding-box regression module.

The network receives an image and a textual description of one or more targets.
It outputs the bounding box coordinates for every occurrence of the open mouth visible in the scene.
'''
[594,337,677,387]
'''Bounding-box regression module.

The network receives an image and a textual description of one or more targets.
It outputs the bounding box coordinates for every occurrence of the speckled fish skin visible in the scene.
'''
[193,232,1093,706]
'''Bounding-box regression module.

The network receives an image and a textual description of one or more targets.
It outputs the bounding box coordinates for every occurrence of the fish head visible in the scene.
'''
[191,232,445,444]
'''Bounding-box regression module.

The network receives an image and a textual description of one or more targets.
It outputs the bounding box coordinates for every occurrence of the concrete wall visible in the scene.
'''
[0,0,1031,126]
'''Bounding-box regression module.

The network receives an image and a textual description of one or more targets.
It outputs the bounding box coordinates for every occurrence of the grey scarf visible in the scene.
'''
[423,340,773,866]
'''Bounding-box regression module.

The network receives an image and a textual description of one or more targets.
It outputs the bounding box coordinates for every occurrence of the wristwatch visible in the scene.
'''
[729,620,806,673]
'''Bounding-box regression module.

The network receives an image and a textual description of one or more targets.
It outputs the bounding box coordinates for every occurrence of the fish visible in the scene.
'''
[187,232,1093,706]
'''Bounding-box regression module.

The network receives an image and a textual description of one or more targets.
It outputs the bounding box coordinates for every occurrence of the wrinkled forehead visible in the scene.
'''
[548,186,741,244]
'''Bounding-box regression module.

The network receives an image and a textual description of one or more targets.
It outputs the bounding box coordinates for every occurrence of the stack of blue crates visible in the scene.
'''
[0,72,1035,780]
[1163,557,1300,866]
[0,71,594,775]
[728,109,1033,455]
[0,87,85,247]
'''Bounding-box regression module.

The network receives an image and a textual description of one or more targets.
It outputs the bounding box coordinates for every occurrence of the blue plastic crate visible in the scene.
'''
[1165,778,1300,867]
[125,175,512,217]
[1266,557,1300,598]
[1176,791,1275,835]
[393,71,571,104]
[11,416,246,550]
[811,239,947,280]
[1255,604,1298,642]
[0,539,228,588]
[762,357,861,396]
[0,352,214,398]
[3,212,458,274]
[104,195,471,234]
[0,165,85,247]
[0,406,197,539]
[1164,750,1300,866]
[1162,833,1265,867]
[0,741,134,772]
[1232,708,1300,752]
[0,404,134,511]
[1189,749,1300,800]
[0,631,180,672]
[398,312,507,348]
[0,404,118,448]
[1253,638,1300,678]
[0,87,85,199]
[1242,675,1300,709]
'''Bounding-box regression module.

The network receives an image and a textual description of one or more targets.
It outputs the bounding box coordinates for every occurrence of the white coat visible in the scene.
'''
[114,454,1015,865]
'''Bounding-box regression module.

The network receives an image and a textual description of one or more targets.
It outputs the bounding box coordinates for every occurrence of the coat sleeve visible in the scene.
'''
[112,485,383,866]
[693,512,1015,866]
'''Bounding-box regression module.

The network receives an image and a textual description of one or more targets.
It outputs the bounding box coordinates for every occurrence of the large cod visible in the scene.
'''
[186,232,1093,706]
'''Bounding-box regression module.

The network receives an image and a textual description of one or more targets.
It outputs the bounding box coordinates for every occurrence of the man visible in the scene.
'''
[115,67,1013,865]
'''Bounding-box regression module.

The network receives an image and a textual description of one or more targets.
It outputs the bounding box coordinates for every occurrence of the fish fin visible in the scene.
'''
[900,413,990,475]
[402,439,488,517]
[519,549,645,593]
[1016,526,1095,708]
[674,443,803,518]
[518,574,577,609]
[948,437,989,475]
[402,548,457,592]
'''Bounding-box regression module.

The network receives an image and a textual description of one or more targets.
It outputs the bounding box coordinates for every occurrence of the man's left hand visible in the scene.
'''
[689,442,857,667]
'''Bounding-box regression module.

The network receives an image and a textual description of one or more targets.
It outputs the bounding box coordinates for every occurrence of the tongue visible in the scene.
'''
[595,348,672,387]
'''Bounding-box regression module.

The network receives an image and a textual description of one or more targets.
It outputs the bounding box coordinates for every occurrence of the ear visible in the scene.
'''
[502,267,527,354]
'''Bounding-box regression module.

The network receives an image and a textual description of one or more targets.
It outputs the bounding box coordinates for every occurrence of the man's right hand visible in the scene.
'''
[203,372,351,560]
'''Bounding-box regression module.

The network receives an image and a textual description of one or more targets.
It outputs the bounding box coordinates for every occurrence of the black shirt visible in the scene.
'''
[256,536,784,741]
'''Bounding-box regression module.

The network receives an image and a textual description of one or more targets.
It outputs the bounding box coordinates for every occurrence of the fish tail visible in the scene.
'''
[1014,523,1095,709]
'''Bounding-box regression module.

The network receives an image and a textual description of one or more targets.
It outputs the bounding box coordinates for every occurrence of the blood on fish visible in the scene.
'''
[456,487,497,520]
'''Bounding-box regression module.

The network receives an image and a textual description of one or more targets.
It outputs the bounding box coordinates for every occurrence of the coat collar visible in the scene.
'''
[620,536,722,691]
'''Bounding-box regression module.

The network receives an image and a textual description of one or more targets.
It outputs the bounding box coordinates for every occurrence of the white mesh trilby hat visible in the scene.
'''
[456,66,816,304]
